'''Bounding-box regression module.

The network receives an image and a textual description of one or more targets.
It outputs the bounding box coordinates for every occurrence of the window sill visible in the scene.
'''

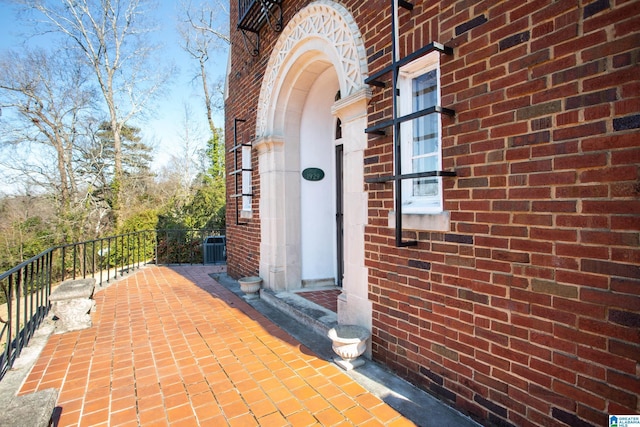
[388,210,450,232]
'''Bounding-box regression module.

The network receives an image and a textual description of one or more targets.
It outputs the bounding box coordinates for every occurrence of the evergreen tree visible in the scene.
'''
[81,122,155,231]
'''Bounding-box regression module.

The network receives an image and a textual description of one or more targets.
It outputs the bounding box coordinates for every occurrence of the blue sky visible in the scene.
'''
[0,1,228,173]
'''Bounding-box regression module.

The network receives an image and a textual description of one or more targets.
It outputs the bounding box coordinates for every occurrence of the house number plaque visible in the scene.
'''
[302,167,325,181]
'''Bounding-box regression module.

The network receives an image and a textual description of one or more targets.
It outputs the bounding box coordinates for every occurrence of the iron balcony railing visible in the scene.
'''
[238,0,279,29]
[0,228,225,380]
[237,0,283,56]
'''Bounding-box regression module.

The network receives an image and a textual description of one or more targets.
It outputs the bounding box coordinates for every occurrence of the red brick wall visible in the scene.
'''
[226,1,640,425]
[364,1,639,426]
[224,112,261,279]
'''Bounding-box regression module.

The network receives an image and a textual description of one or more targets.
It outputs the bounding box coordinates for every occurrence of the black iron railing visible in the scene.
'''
[0,228,224,380]
[237,0,282,56]
[0,249,54,381]
[238,0,281,29]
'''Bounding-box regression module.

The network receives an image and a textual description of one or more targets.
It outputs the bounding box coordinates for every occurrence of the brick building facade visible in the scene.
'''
[225,1,640,425]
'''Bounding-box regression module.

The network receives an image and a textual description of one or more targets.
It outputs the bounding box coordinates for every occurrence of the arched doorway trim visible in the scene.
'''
[256,0,368,138]
[255,1,372,342]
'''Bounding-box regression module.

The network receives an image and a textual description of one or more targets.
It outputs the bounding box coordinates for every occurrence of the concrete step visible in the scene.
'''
[259,288,338,338]
[0,388,59,427]
[0,318,59,427]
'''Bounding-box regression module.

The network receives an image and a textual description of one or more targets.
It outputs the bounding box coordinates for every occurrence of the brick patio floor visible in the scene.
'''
[19,265,415,426]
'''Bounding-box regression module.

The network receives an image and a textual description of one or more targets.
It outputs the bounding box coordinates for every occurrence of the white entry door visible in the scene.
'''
[299,68,339,286]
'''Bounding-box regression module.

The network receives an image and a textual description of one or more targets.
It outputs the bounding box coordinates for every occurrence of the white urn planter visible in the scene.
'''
[238,276,262,299]
[327,325,370,370]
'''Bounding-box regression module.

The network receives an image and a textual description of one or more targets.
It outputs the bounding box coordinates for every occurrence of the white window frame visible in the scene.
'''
[241,145,252,212]
[397,51,443,214]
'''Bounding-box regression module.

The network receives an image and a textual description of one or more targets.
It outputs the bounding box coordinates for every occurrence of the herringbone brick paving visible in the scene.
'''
[19,265,415,426]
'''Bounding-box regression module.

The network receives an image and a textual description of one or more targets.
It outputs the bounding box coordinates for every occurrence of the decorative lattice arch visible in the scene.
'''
[256,0,368,136]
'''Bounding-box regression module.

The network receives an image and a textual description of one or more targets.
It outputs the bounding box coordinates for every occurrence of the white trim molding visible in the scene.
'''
[256,0,368,137]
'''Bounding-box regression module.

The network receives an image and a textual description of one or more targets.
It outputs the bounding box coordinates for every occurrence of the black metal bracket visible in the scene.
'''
[366,169,457,247]
[237,0,283,57]
[364,1,456,247]
[364,42,453,88]
[365,105,455,135]
[399,0,414,10]
[365,170,457,184]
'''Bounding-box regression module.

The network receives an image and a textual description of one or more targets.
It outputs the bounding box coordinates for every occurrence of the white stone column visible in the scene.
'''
[255,135,290,291]
[331,88,372,354]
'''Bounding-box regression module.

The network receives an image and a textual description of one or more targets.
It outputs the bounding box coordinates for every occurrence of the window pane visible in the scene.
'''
[398,52,443,213]
[413,69,437,111]
[411,156,438,197]
[413,178,438,197]
[412,69,438,175]
[413,115,438,156]
[412,156,438,174]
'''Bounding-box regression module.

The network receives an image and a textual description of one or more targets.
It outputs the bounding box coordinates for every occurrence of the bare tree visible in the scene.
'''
[15,0,172,223]
[179,103,208,188]
[0,48,96,223]
[178,0,229,171]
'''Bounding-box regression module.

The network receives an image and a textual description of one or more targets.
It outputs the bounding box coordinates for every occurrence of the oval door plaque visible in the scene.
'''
[302,167,325,181]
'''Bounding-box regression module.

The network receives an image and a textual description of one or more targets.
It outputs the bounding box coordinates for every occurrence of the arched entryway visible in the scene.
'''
[254,1,372,334]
